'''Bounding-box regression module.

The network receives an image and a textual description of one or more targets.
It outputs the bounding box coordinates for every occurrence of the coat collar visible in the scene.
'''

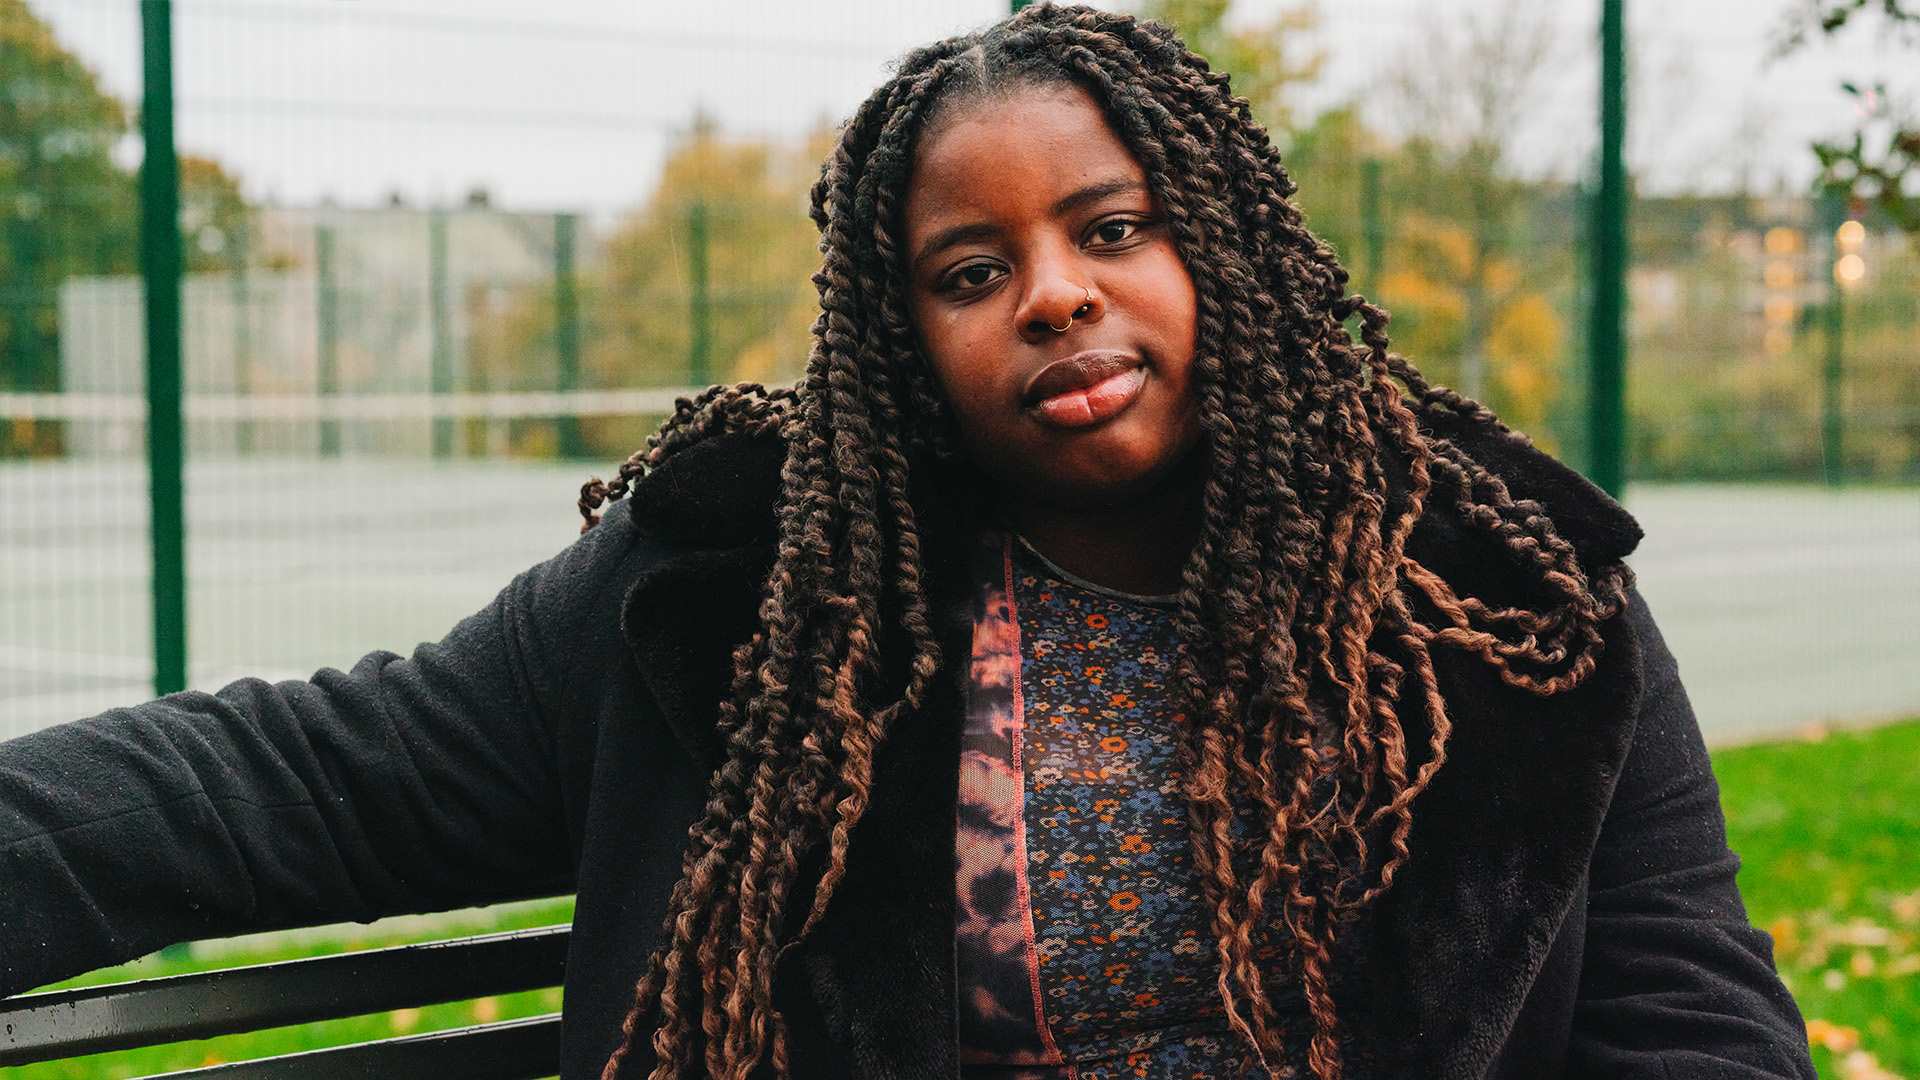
[618,423,1646,1079]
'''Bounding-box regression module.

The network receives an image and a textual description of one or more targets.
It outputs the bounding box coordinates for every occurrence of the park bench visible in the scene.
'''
[0,921,569,1078]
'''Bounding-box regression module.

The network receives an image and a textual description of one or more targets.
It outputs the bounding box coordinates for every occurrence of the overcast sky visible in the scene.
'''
[31,0,1915,215]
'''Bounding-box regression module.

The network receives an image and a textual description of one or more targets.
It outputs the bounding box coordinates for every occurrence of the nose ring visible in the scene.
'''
[1048,286,1096,333]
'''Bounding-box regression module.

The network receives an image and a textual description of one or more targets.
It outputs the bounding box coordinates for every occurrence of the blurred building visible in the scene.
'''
[56,205,584,458]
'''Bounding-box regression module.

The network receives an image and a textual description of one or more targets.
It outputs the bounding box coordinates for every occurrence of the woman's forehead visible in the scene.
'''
[902,85,1150,232]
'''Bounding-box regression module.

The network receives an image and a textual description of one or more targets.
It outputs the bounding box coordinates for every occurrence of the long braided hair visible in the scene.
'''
[577,5,1634,1078]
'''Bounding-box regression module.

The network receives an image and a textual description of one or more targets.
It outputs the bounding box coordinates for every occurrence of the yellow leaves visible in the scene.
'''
[1379,268,1466,325]
[1771,915,1802,957]
[1392,212,1476,280]
[1835,925,1896,947]
[1377,265,1466,393]
[731,338,781,384]
[587,124,822,392]
[0,0,58,56]
[1373,210,1565,435]
[468,116,825,457]
[1810,1018,1863,1054]
[1772,905,1917,975]
[1,0,131,131]
[1488,294,1560,371]
[1807,1019,1910,1078]
[1488,293,1563,435]
[1482,260,1521,297]
[1839,1054,1904,1080]
[657,132,778,211]
[1894,890,1920,924]
[1768,890,1920,1076]
[1377,216,1476,357]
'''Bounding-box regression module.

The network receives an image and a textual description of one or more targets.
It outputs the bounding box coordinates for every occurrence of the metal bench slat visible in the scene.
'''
[146,1012,562,1079]
[0,925,567,1066]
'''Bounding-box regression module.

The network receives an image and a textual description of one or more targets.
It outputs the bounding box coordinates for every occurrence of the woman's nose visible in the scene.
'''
[1017,275,1100,341]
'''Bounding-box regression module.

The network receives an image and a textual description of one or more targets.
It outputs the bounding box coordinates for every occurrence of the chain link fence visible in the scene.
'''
[2,0,1915,736]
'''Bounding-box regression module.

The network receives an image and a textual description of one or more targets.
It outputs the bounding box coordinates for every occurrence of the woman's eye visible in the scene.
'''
[945,263,1000,291]
[1092,218,1141,245]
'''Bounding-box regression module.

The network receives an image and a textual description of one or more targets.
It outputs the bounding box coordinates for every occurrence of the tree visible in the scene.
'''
[467,110,830,458]
[0,0,138,454]
[1770,1,1920,229]
[178,153,253,272]
[1277,104,1387,289]
[1136,0,1572,445]
[0,0,251,456]
[1131,0,1322,135]
[1371,211,1567,444]
[1379,0,1561,408]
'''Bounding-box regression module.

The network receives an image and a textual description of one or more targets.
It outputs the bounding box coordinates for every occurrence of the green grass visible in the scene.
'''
[1714,717,1920,1079]
[8,896,576,1079]
[9,720,1917,1078]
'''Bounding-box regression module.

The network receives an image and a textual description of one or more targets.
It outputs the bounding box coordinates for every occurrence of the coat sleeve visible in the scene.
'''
[0,499,641,999]
[1566,583,1816,1079]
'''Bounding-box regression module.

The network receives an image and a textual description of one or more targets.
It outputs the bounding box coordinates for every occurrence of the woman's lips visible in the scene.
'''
[1029,365,1147,428]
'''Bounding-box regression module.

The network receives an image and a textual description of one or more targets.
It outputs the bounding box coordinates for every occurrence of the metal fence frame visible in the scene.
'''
[124,0,1623,698]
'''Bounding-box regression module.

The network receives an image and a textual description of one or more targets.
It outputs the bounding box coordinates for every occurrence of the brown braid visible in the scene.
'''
[577,5,1636,1078]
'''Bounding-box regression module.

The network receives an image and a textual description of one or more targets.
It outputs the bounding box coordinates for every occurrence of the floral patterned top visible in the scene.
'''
[955,528,1294,1079]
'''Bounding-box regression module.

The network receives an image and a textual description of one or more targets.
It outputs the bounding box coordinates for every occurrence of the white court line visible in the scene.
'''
[0,646,309,689]
[0,684,155,738]
[0,388,715,421]
[0,643,150,680]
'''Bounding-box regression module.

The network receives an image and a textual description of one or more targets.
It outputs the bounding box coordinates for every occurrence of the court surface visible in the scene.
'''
[4,461,1915,746]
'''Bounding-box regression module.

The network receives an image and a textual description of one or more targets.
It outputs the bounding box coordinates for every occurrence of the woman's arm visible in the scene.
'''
[0,498,641,998]
[1566,584,1816,1079]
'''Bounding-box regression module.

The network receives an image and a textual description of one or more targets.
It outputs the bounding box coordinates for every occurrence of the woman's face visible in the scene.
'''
[901,81,1202,513]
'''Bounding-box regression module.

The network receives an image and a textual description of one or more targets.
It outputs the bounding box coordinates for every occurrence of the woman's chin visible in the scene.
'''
[1029,440,1200,510]
[959,400,1204,512]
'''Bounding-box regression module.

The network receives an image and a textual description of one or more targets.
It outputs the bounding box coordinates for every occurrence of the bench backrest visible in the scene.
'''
[0,924,568,1078]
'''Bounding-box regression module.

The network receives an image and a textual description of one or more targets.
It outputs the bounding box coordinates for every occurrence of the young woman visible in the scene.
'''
[0,4,1814,1078]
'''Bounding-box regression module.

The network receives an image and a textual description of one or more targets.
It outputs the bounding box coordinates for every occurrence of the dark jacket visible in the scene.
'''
[0,412,1815,1079]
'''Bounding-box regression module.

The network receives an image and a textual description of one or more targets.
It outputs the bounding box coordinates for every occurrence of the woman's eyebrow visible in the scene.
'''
[910,177,1149,273]
[1050,176,1148,217]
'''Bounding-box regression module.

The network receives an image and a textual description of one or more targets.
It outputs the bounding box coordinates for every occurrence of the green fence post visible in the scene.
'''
[553,212,585,459]
[228,217,251,456]
[688,200,711,388]
[1566,177,1592,475]
[140,0,186,701]
[428,207,454,459]
[1585,0,1628,499]
[1819,191,1846,487]
[315,222,339,457]
[1361,157,1384,299]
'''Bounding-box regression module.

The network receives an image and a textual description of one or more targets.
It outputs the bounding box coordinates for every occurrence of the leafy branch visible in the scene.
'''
[1811,83,1920,229]
[1772,1,1920,229]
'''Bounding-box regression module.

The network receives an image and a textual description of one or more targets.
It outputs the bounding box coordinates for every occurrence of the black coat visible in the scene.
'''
[0,412,1815,1079]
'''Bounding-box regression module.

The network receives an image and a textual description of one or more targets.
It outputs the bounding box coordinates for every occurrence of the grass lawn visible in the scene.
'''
[8,719,1915,1078]
[8,896,578,1079]
[1713,717,1920,1080]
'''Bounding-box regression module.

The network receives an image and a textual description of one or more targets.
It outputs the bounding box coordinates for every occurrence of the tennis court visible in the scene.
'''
[4,461,1914,746]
